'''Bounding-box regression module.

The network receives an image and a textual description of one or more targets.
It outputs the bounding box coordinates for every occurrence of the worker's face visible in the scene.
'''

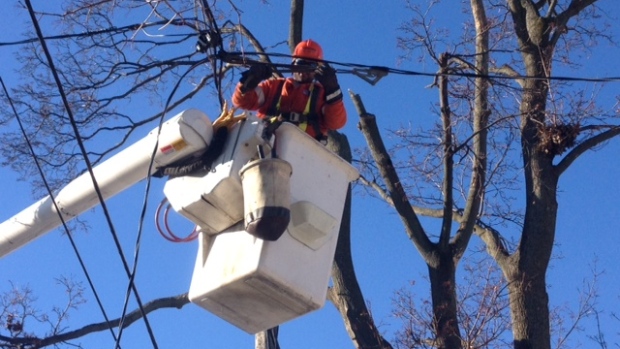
[292,59,317,83]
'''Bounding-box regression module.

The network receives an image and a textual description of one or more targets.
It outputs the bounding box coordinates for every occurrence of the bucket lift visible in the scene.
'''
[0,109,359,334]
[164,118,358,333]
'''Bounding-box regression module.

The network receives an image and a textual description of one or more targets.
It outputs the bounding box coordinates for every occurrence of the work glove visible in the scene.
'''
[239,64,272,93]
[315,64,342,103]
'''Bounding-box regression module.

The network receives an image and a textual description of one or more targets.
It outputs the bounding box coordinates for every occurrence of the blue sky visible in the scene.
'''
[1,1,620,348]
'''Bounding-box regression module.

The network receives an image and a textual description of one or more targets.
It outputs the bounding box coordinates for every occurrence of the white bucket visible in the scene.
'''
[239,158,293,240]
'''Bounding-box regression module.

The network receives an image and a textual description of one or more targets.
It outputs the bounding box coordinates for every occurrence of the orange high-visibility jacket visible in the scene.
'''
[232,77,347,139]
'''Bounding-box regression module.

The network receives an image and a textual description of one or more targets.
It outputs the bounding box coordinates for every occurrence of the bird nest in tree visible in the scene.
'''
[538,122,580,156]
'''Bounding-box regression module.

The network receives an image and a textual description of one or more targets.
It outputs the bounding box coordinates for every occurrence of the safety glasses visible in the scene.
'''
[292,59,318,70]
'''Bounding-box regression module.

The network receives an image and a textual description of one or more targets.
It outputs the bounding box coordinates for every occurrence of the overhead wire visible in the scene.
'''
[22,1,159,348]
[0,19,197,47]
[114,1,226,338]
[199,0,226,107]
[2,21,620,84]
[114,59,208,347]
[214,50,620,84]
[0,76,120,346]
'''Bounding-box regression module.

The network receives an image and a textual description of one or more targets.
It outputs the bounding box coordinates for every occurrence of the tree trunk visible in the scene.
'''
[327,131,394,349]
[502,61,557,348]
[506,268,551,349]
[428,254,462,349]
[504,159,557,349]
[289,0,303,48]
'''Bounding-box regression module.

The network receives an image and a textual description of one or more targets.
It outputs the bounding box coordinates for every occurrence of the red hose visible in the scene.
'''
[155,197,199,242]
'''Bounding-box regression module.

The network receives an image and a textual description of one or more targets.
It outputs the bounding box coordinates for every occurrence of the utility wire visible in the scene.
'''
[0,76,120,346]
[216,50,620,84]
[113,3,228,339]
[4,29,620,84]
[23,1,159,348]
[115,61,205,347]
[199,0,226,107]
[0,19,198,47]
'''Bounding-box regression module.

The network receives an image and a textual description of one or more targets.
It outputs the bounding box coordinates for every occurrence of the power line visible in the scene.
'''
[198,0,226,107]
[0,19,196,47]
[114,60,206,346]
[23,1,159,348]
[215,50,620,84]
[0,76,120,346]
[5,26,619,85]
[114,0,232,343]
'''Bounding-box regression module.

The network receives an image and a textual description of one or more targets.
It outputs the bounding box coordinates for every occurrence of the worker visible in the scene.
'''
[232,39,346,141]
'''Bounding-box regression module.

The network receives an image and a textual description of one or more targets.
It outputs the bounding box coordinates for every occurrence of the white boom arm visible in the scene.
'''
[0,109,213,257]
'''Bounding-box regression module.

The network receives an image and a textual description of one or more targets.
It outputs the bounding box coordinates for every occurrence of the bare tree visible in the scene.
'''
[478,2,618,348]
[392,256,512,349]
[355,1,619,349]
[350,1,493,347]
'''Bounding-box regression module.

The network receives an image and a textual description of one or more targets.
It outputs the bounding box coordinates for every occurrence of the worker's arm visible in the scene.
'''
[232,83,263,110]
[232,64,272,110]
[316,64,346,131]
[321,97,347,131]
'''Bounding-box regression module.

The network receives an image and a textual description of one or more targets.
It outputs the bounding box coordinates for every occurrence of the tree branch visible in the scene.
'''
[359,167,510,262]
[438,54,455,250]
[551,0,599,46]
[555,126,620,176]
[452,0,490,260]
[0,293,190,348]
[350,91,435,258]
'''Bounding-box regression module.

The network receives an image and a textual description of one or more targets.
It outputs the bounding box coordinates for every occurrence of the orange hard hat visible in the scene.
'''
[293,39,323,61]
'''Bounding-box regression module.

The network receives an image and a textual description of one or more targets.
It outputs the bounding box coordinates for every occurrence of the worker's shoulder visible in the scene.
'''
[262,77,287,88]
